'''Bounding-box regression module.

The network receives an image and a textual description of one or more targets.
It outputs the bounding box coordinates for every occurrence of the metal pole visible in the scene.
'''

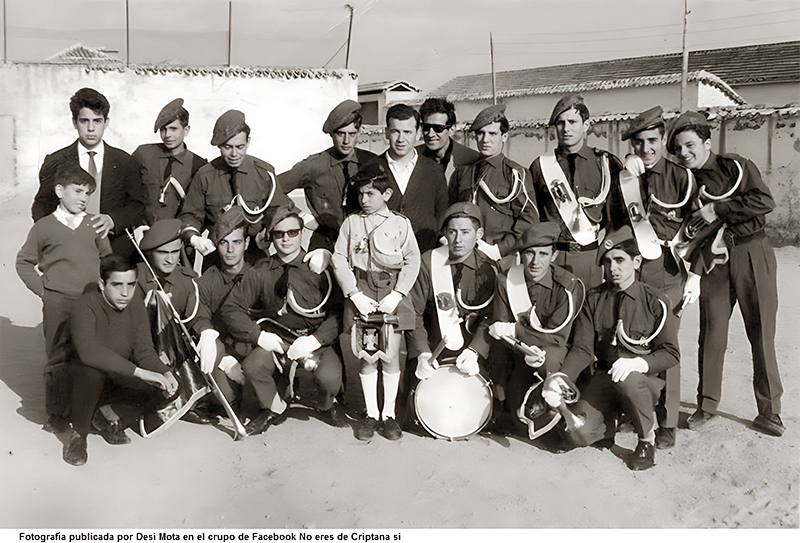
[3,0,7,63]
[680,0,690,112]
[125,0,130,65]
[227,1,232,67]
[345,4,354,70]
[490,32,497,105]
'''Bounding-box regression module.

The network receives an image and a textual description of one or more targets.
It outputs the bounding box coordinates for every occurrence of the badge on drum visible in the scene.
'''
[351,313,399,364]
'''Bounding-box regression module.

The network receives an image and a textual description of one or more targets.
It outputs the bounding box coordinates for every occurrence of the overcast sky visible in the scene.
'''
[2,0,799,93]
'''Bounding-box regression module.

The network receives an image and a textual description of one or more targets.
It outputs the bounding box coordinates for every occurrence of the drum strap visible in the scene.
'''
[159,176,186,204]
[506,264,533,320]
[539,153,599,246]
[431,246,465,351]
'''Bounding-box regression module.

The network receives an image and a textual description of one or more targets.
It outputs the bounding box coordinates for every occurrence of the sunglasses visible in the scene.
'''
[270,228,301,240]
[422,123,451,134]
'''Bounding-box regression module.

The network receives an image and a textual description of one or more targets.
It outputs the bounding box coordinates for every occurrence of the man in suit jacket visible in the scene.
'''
[415,97,480,185]
[363,104,448,254]
[32,88,147,256]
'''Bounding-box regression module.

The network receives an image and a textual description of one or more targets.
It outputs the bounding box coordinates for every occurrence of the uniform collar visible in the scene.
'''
[328,147,360,166]
[527,266,554,290]
[646,156,666,176]
[697,152,718,173]
[482,153,506,169]
[213,261,251,283]
[268,250,306,270]
[360,206,391,219]
[159,143,188,164]
[614,279,644,301]
[556,143,592,161]
[446,249,479,270]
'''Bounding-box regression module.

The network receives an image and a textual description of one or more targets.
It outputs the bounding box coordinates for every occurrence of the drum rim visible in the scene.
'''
[413,363,493,441]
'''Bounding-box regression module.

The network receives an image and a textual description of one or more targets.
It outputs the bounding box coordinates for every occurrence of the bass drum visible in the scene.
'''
[413,362,493,441]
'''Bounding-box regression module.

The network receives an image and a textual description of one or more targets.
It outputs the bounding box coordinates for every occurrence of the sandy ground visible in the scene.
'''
[0,189,797,529]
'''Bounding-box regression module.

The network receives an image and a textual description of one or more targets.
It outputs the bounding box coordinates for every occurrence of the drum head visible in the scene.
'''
[414,364,492,440]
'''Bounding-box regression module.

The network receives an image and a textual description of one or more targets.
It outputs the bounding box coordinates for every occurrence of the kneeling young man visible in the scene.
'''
[64,254,177,466]
[222,207,346,435]
[549,226,679,470]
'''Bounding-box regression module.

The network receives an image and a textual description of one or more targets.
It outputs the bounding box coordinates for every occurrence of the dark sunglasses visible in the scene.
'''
[270,228,301,240]
[422,123,451,134]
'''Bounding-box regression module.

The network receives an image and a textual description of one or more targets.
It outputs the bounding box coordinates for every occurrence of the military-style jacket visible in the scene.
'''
[136,263,208,336]
[195,262,251,342]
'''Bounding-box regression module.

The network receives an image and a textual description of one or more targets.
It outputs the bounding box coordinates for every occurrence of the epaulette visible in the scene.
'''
[189,152,208,176]
[252,157,276,176]
[593,148,624,169]
[178,265,199,280]
[551,264,579,290]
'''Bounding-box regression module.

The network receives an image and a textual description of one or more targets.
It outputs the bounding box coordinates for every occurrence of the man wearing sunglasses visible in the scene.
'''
[416,98,480,184]
[278,100,377,252]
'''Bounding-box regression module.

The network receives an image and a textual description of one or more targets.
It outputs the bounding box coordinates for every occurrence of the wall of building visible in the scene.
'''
[0,63,358,202]
[732,82,800,108]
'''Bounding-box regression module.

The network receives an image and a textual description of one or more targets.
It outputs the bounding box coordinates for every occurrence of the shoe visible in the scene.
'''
[381,417,402,441]
[43,415,71,434]
[752,414,785,437]
[355,417,379,441]
[628,440,656,471]
[591,437,616,450]
[687,409,717,430]
[245,409,284,436]
[63,432,87,466]
[182,407,218,425]
[655,427,677,449]
[323,403,349,428]
[92,412,131,445]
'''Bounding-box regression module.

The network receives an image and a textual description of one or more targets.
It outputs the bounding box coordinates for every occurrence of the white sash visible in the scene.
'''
[618,162,662,260]
[538,153,599,246]
[506,264,534,320]
[430,246,464,351]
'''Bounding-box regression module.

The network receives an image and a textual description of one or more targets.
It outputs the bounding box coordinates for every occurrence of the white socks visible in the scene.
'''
[360,372,380,420]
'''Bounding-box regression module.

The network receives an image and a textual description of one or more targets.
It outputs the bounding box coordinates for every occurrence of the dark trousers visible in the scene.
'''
[697,235,782,415]
[42,290,77,418]
[555,249,603,291]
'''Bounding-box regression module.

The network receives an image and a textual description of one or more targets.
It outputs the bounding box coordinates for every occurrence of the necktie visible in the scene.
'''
[86,151,101,215]
[275,263,291,300]
[164,155,177,182]
[341,161,352,209]
[87,151,98,179]
[567,154,577,184]
[451,262,464,292]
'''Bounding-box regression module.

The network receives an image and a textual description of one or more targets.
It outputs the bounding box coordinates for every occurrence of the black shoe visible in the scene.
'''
[628,440,656,471]
[63,432,87,466]
[591,437,616,450]
[687,409,717,430]
[182,406,219,425]
[92,412,131,445]
[355,417,379,441]
[245,409,284,436]
[323,403,349,428]
[655,427,676,449]
[381,417,402,441]
[43,415,71,434]
[752,414,785,437]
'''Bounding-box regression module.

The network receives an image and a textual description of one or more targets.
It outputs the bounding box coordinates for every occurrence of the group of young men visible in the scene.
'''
[16,86,784,472]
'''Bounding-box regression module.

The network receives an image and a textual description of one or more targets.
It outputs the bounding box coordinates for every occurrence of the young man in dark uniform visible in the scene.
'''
[132,98,207,223]
[530,95,624,290]
[449,104,537,263]
[416,97,480,183]
[547,226,680,470]
[668,111,784,437]
[278,100,377,252]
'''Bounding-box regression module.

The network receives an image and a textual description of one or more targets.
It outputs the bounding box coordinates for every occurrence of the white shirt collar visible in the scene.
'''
[53,204,86,229]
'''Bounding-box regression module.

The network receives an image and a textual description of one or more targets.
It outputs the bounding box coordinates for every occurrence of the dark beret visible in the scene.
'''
[322,100,362,134]
[154,98,184,133]
[267,205,301,234]
[212,205,247,244]
[666,111,711,155]
[471,104,507,132]
[517,222,561,252]
[211,110,247,146]
[549,94,587,126]
[140,219,182,251]
[441,201,483,230]
[622,105,664,141]
[596,225,637,265]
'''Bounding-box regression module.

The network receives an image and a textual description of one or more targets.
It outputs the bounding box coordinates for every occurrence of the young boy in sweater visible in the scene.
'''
[16,163,112,433]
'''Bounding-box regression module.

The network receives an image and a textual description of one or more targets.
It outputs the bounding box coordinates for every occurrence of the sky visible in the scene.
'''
[2,0,799,93]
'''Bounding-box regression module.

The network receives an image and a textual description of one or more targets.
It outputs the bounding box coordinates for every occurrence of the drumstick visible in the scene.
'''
[431,317,463,363]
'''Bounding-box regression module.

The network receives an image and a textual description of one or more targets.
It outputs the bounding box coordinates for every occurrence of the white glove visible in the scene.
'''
[377,291,404,314]
[350,292,378,316]
[476,239,502,261]
[609,356,649,383]
[254,229,270,252]
[287,335,322,361]
[190,235,216,256]
[300,211,318,231]
[303,248,332,274]
[415,352,439,380]
[489,321,516,340]
[542,373,571,405]
[438,235,448,246]
[132,225,150,245]
[197,329,220,374]
[524,346,546,368]
[455,348,480,376]
[257,331,285,354]
[698,202,718,223]
[683,271,701,306]
[218,355,245,385]
[625,154,646,177]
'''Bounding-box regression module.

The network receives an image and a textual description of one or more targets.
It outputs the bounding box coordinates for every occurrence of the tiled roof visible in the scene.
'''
[359,80,422,93]
[431,41,799,100]
[46,43,121,64]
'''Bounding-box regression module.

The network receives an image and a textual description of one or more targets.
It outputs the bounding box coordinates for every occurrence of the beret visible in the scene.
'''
[549,94,588,126]
[211,110,248,146]
[622,105,664,141]
[322,100,362,134]
[596,225,637,265]
[471,104,507,132]
[212,205,247,244]
[666,111,711,155]
[267,205,301,235]
[140,219,182,251]
[516,222,561,252]
[154,98,184,133]
[441,201,483,230]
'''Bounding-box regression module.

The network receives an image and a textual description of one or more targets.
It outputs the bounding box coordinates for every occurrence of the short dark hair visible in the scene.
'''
[572,103,591,123]
[669,123,711,151]
[70,88,110,120]
[100,253,137,282]
[603,239,640,262]
[172,107,190,128]
[269,211,304,241]
[386,104,420,129]
[337,111,363,131]
[443,212,480,232]
[55,163,96,192]
[353,167,391,194]
[420,98,456,127]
